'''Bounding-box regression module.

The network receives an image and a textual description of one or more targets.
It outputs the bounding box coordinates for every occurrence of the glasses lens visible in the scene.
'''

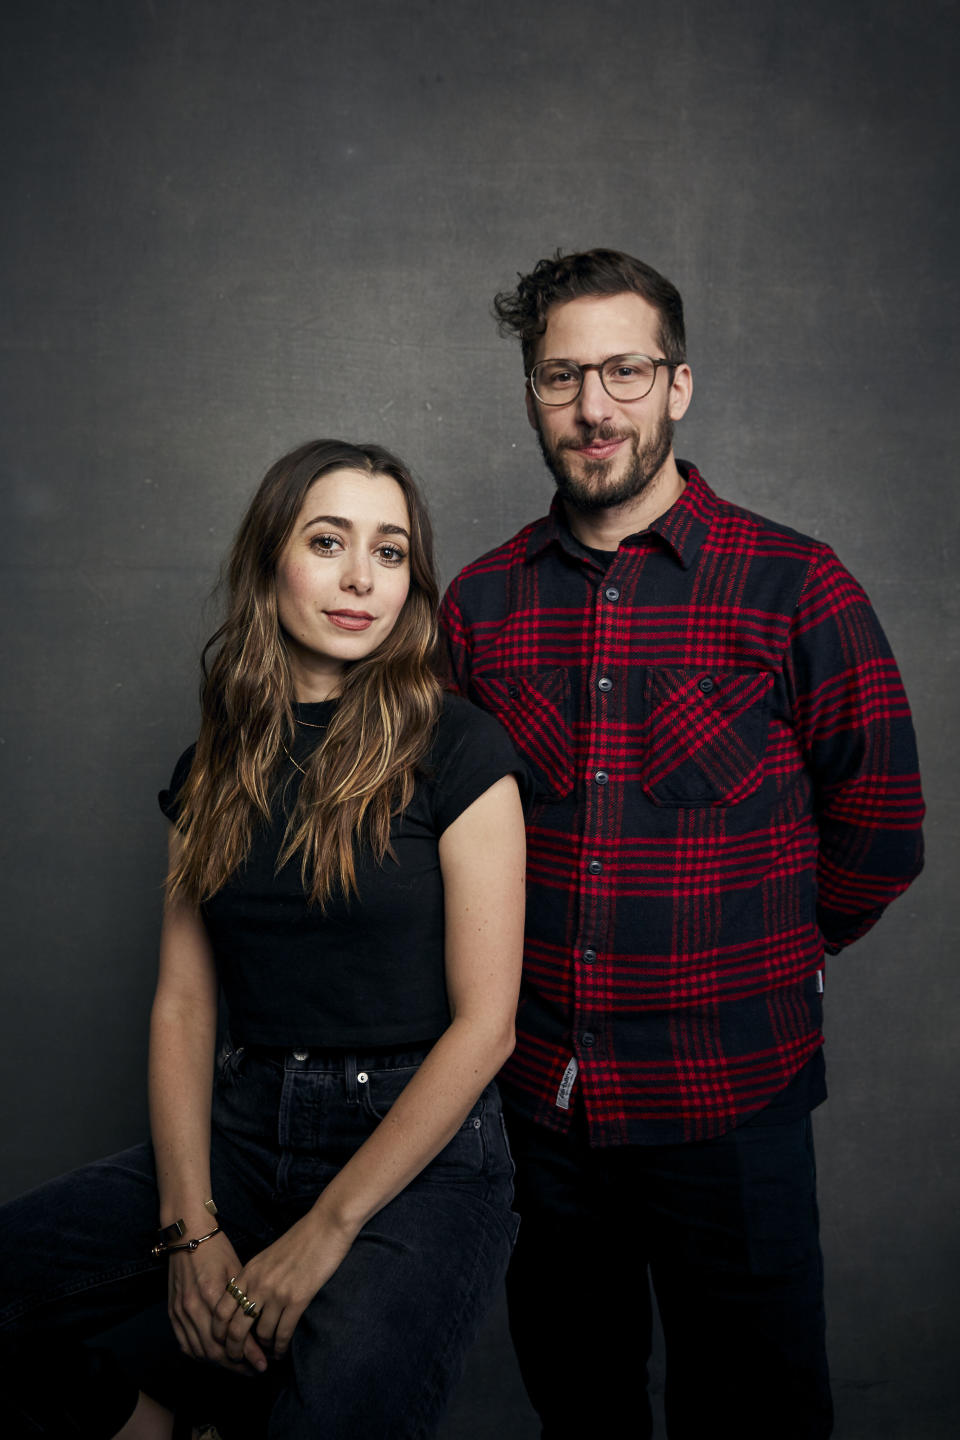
[531,361,582,404]
[601,355,657,400]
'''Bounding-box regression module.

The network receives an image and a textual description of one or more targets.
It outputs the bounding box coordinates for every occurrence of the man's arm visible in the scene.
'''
[786,546,925,953]
[438,582,472,694]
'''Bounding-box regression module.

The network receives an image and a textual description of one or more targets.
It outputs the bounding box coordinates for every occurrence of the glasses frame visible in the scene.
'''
[527,353,680,407]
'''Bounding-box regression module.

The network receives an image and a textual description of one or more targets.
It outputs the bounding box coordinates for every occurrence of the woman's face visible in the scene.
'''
[276,468,412,701]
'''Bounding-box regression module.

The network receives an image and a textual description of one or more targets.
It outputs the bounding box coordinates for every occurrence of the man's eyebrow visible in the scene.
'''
[302,514,410,539]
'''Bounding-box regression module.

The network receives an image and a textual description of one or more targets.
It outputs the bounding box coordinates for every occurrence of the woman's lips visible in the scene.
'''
[325,610,375,631]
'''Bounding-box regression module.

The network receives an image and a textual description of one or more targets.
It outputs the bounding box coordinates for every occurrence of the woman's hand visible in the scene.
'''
[211,1208,356,1368]
[168,1230,269,1374]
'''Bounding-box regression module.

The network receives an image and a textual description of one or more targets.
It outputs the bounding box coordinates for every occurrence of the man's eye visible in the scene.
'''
[545,368,577,386]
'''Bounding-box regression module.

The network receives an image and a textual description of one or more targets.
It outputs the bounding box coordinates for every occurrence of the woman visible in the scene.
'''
[0,440,527,1439]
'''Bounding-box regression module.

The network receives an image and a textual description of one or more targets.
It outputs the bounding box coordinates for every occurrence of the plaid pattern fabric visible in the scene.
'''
[440,464,924,1145]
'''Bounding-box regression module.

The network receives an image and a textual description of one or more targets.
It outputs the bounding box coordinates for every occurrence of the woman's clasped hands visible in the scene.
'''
[167,1230,268,1373]
[209,1208,356,1371]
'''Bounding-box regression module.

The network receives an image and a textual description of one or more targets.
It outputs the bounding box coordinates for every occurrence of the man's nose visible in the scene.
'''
[575,369,614,427]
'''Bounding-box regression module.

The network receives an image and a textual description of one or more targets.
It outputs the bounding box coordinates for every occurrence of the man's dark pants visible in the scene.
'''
[504,1103,833,1439]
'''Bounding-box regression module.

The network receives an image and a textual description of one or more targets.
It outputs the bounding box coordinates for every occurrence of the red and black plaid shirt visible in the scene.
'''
[440,464,925,1145]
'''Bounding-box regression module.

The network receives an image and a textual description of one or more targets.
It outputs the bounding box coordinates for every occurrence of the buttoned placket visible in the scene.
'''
[571,547,649,1114]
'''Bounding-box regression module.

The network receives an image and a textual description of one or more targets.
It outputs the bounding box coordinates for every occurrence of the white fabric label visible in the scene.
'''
[555,1056,579,1110]
[816,969,824,993]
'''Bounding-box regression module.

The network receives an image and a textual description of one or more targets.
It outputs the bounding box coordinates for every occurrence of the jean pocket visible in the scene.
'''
[357,1064,420,1121]
[640,666,773,806]
[470,669,573,802]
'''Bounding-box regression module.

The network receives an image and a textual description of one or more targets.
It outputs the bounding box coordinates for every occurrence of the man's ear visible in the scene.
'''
[668,364,693,422]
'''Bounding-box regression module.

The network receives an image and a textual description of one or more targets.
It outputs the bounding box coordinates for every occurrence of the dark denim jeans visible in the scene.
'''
[0,1046,518,1439]
[505,1105,832,1440]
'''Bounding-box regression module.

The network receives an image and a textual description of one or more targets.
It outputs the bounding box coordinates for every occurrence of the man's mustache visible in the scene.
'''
[557,424,633,451]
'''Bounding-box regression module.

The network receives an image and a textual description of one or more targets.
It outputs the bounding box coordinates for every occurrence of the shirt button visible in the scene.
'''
[587,859,602,875]
[507,684,519,699]
[698,676,715,694]
[594,770,609,785]
[292,1050,309,1061]
[580,1032,596,1048]
[582,949,597,964]
[357,1072,368,1084]
[598,677,613,692]
[604,586,620,602]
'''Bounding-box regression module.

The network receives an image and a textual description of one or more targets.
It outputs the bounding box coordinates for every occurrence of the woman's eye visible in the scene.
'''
[311,534,342,553]
[377,544,406,565]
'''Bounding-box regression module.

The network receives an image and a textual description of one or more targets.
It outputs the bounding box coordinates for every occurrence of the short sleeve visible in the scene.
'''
[158,744,197,824]
[429,694,533,835]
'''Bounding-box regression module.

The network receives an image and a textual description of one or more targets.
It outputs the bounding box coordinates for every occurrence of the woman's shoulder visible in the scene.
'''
[432,690,513,757]
[422,691,533,826]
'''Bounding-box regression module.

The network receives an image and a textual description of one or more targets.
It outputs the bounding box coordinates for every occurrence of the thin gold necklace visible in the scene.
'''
[282,743,307,774]
[284,710,329,772]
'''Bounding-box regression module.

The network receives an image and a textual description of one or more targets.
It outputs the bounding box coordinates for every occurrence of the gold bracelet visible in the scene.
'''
[152,1223,221,1256]
[151,1199,219,1257]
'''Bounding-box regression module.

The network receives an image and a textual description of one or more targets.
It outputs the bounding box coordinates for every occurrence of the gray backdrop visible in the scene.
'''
[1,1,957,1436]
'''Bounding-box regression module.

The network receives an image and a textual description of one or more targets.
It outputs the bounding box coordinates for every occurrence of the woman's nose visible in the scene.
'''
[341,555,373,593]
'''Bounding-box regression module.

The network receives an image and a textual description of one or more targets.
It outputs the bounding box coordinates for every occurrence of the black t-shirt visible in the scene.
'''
[159,694,527,1049]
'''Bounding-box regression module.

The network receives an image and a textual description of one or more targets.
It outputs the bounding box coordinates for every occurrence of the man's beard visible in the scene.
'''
[536,408,674,514]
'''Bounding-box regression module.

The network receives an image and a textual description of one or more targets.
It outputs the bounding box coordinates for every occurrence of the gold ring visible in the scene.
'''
[241,1297,261,1318]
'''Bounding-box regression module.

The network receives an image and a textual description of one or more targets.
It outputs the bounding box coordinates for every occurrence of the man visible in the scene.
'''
[439,249,924,1439]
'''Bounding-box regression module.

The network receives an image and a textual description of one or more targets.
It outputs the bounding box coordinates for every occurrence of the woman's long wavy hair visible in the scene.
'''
[167,440,442,909]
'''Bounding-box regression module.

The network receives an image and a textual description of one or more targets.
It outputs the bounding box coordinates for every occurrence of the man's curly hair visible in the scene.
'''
[493,248,686,375]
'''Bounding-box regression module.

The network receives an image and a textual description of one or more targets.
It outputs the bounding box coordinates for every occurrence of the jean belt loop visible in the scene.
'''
[344,1052,359,1105]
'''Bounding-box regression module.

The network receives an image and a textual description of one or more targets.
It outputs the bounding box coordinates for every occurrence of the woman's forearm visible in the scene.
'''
[307,1012,514,1242]
[149,998,217,1229]
[209,1011,516,1366]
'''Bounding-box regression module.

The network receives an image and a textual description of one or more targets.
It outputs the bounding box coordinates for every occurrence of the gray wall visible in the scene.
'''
[1,1,957,1436]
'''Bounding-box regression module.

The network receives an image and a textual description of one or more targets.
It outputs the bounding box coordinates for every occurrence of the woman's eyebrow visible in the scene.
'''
[302,513,351,531]
[302,514,410,539]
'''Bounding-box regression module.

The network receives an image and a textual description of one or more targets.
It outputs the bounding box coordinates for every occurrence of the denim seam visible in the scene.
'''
[404,1207,502,1440]
[0,1254,160,1330]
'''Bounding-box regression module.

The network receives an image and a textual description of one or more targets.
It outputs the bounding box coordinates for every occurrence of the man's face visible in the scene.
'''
[526,293,690,515]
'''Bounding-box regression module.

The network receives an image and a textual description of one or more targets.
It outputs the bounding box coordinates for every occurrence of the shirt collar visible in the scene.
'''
[524,460,715,570]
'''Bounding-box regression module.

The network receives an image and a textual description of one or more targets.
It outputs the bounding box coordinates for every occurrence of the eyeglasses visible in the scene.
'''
[527,353,679,406]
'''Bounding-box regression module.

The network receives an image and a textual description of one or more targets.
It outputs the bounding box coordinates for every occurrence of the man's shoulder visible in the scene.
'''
[695,483,872,617]
[704,485,835,563]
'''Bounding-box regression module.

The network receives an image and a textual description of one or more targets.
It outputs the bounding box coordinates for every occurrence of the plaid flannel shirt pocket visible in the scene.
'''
[640,667,774,806]
[470,669,573,801]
